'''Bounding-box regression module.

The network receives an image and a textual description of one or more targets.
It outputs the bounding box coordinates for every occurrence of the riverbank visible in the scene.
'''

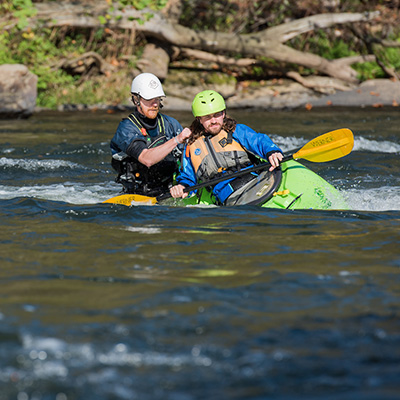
[163,78,400,111]
[50,77,400,114]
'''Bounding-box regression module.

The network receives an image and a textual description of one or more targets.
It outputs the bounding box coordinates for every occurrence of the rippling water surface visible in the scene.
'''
[0,108,399,400]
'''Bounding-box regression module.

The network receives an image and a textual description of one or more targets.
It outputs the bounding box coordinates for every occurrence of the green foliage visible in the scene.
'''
[119,0,168,10]
[354,61,383,81]
[93,0,168,24]
[0,0,148,108]
[293,30,357,60]
[354,43,400,81]
[101,0,168,25]
[384,44,400,71]
[205,72,237,85]
[0,26,91,107]
[0,31,13,64]
[98,15,108,25]
[3,0,37,29]
[180,1,240,32]
[1,0,399,108]
[42,63,136,108]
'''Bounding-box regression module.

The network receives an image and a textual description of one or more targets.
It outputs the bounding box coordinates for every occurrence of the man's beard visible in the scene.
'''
[143,108,159,119]
[206,122,223,135]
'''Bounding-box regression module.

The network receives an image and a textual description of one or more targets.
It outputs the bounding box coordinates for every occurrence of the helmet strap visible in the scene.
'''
[132,94,163,109]
[131,94,141,107]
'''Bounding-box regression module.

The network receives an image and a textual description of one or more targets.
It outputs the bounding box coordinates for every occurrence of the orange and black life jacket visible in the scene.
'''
[186,130,251,180]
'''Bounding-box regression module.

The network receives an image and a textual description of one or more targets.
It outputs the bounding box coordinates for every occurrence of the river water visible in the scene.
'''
[0,108,399,400]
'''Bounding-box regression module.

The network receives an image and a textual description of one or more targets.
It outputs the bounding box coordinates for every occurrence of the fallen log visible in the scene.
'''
[15,2,381,83]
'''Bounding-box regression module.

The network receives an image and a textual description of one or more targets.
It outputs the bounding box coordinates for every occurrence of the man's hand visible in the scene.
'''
[176,127,192,144]
[268,152,283,171]
[139,127,192,167]
[170,184,188,198]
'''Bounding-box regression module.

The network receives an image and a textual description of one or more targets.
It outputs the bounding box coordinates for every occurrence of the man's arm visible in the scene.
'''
[138,128,191,167]
[170,143,198,198]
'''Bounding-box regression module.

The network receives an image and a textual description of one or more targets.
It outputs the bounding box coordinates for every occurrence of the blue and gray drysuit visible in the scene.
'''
[110,110,183,196]
[176,124,282,204]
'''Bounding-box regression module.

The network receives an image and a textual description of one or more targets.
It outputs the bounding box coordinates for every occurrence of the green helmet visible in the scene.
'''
[192,90,226,117]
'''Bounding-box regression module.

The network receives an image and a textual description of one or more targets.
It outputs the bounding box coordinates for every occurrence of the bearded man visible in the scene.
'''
[110,73,190,196]
[170,90,283,205]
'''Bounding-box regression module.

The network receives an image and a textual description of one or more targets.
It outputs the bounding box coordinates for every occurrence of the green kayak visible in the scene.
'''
[103,129,353,209]
[171,160,349,210]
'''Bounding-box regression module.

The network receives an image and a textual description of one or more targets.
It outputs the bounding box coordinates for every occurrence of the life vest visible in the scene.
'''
[186,130,251,180]
[126,113,166,142]
[112,113,177,195]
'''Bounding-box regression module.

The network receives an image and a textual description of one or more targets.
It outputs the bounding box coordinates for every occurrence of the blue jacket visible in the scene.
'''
[176,124,282,203]
[110,112,183,195]
[110,113,183,157]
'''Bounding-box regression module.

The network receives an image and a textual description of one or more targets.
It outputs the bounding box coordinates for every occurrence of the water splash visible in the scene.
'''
[343,186,400,211]
[273,135,400,154]
[0,183,120,204]
[0,157,82,171]
[353,136,400,153]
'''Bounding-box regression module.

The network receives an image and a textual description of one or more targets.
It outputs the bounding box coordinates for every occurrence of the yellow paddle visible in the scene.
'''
[103,128,354,206]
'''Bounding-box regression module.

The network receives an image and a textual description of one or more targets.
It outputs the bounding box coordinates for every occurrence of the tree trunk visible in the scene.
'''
[19,2,381,83]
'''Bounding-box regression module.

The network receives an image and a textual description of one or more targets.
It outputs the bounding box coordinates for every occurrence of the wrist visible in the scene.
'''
[174,136,180,145]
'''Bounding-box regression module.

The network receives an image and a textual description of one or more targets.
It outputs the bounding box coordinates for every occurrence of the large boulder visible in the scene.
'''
[0,64,38,118]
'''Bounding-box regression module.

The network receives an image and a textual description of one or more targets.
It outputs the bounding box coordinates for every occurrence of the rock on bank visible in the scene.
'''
[0,64,38,119]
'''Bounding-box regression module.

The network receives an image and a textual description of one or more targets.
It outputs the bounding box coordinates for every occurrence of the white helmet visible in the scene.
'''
[130,73,165,99]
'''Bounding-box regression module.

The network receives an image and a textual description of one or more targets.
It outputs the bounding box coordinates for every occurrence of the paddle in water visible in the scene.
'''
[103,128,354,206]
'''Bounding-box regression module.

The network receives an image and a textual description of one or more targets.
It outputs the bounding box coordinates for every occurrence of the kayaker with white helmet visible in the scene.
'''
[110,72,191,196]
[170,90,283,205]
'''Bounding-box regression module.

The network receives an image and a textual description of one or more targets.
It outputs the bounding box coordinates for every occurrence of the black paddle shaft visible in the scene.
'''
[156,154,293,202]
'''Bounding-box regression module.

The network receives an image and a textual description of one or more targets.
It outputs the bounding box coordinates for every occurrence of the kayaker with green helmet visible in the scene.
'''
[110,72,191,196]
[170,90,283,205]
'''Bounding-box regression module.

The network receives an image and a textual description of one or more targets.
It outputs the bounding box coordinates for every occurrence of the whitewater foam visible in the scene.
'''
[343,186,400,211]
[0,182,120,204]
[353,136,400,153]
[0,157,82,171]
[274,135,400,154]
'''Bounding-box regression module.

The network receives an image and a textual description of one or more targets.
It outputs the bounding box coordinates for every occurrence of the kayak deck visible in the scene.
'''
[166,160,348,210]
[262,160,349,210]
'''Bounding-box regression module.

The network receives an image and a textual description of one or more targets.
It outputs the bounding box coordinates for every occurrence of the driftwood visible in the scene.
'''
[56,51,116,76]
[137,42,171,80]
[177,48,260,68]
[174,49,382,92]
[286,71,355,94]
[13,2,384,84]
[172,47,286,80]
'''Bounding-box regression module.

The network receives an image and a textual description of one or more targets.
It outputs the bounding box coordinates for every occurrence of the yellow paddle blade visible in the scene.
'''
[102,194,157,206]
[293,128,354,163]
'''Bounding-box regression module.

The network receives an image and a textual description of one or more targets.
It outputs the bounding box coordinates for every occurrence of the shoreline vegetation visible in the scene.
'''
[1,0,399,114]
